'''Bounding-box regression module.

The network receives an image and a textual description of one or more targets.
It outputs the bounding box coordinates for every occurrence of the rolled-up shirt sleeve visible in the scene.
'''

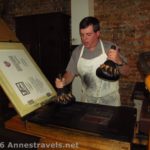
[66,45,82,76]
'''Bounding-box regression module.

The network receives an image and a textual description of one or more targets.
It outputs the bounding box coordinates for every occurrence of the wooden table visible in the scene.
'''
[5,115,131,150]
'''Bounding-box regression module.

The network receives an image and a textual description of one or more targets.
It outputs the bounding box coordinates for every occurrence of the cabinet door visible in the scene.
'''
[37,13,70,86]
[15,13,70,87]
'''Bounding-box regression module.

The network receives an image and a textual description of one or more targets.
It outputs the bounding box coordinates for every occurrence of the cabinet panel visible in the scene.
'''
[15,16,40,66]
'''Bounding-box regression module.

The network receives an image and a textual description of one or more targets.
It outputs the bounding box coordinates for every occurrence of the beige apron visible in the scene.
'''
[77,40,120,106]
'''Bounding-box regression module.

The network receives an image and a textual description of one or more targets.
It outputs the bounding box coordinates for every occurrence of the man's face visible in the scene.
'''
[80,25,100,50]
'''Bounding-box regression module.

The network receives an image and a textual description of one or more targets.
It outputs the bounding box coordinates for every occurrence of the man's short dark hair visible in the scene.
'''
[79,16,100,32]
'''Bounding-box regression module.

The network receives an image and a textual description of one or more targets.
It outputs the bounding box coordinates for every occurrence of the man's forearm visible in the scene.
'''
[119,64,130,76]
[63,71,75,86]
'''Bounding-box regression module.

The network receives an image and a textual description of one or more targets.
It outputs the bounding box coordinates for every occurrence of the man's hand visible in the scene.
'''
[55,78,65,89]
[107,48,123,65]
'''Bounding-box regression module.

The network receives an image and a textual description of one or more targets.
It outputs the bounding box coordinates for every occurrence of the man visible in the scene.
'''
[55,16,130,106]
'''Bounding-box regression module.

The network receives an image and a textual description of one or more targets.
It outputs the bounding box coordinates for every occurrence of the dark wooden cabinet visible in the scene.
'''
[15,13,70,87]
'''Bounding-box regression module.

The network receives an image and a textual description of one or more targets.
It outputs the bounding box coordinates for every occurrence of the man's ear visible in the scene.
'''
[96,31,100,38]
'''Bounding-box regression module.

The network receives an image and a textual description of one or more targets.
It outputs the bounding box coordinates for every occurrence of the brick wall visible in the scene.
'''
[0,0,150,105]
[1,0,70,31]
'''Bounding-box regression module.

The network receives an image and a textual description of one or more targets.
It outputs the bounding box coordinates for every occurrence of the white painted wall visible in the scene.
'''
[71,0,94,45]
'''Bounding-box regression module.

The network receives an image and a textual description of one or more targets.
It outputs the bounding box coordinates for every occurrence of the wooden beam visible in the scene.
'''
[0,18,19,42]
